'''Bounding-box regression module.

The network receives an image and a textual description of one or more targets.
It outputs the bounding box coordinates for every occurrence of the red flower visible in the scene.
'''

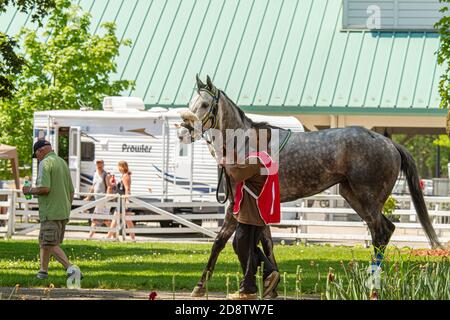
[149,291,157,300]
[370,290,378,300]
[327,272,335,282]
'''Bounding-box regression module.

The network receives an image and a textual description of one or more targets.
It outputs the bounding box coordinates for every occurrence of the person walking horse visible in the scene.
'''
[221,147,280,300]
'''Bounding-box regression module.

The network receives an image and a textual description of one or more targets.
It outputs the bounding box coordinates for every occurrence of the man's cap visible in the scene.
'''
[95,159,104,164]
[32,140,51,158]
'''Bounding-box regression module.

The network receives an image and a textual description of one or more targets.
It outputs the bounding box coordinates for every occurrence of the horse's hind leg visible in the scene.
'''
[339,181,395,261]
[192,204,237,297]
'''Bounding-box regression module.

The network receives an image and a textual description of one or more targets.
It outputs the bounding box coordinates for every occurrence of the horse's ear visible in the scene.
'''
[206,75,214,90]
[196,74,205,90]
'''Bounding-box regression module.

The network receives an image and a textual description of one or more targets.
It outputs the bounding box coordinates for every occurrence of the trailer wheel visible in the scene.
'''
[159,221,179,228]
[159,219,202,227]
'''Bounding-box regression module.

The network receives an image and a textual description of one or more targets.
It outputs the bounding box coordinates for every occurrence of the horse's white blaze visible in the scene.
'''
[178,90,217,143]
[188,92,201,113]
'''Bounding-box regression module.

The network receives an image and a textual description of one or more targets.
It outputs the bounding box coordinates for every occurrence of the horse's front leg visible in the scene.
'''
[192,204,237,297]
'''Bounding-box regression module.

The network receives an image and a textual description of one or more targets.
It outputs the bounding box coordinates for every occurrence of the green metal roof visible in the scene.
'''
[0,0,446,115]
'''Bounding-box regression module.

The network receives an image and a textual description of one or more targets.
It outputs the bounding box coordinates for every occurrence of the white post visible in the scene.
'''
[165,120,170,202]
[161,118,166,202]
[190,143,194,202]
[299,201,307,236]
[121,195,126,241]
[24,200,30,224]
[410,198,416,222]
[365,226,371,248]
[6,191,16,239]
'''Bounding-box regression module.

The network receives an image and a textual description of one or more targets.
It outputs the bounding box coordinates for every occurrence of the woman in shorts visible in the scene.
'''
[108,161,135,240]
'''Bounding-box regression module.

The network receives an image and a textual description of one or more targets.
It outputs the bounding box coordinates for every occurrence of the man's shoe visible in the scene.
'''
[36,271,48,279]
[227,292,258,300]
[263,271,280,298]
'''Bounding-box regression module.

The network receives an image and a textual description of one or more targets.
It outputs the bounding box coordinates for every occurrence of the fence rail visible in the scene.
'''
[1,189,450,246]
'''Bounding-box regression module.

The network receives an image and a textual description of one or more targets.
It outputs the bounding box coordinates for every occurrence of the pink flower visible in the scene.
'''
[149,291,157,300]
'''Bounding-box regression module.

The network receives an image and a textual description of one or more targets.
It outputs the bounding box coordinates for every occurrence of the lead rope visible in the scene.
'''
[216,166,233,205]
[272,129,291,159]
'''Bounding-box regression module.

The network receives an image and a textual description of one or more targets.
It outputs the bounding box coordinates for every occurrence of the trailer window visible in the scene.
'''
[70,130,78,157]
[342,0,445,31]
[179,143,188,157]
[81,142,95,161]
[58,129,69,163]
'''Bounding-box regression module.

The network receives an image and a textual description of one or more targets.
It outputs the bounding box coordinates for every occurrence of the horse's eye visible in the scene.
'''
[201,102,208,109]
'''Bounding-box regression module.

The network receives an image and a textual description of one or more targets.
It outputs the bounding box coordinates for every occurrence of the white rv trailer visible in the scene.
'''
[32,97,304,205]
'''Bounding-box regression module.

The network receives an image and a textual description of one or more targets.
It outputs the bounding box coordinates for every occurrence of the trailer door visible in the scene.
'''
[175,141,193,194]
[68,126,81,194]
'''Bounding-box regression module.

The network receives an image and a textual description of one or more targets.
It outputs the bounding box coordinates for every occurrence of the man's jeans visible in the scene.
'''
[232,222,274,294]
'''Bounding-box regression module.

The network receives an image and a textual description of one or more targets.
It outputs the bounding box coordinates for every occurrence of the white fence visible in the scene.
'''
[0,190,16,239]
[1,189,450,246]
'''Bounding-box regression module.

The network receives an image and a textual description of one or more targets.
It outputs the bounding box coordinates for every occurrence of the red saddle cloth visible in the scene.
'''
[233,151,281,225]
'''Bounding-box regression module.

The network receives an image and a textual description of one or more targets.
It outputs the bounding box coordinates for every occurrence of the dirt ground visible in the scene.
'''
[0,287,318,300]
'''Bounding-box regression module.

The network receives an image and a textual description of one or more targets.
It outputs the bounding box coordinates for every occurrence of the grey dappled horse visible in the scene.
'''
[177,75,441,298]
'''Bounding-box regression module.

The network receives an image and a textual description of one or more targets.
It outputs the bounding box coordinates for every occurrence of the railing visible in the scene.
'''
[0,189,17,239]
[11,192,122,240]
[1,189,450,246]
[0,190,222,241]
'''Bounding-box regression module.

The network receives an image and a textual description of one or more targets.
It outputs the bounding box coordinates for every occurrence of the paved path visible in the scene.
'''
[0,287,319,300]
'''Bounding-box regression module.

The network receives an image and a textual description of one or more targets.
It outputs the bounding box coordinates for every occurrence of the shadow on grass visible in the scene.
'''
[2,240,219,256]
[4,240,441,294]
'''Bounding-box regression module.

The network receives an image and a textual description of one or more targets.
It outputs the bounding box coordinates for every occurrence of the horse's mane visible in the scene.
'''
[220,90,284,131]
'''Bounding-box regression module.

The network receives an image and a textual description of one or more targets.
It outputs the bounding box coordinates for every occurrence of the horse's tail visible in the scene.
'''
[393,142,442,248]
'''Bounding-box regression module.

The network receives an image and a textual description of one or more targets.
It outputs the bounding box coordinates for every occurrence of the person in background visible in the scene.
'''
[84,159,112,238]
[22,140,82,280]
[108,161,135,240]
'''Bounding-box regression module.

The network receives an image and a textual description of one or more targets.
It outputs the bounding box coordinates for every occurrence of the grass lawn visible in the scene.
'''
[0,239,444,295]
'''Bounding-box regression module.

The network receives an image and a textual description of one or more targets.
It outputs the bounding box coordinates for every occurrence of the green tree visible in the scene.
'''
[435,0,450,133]
[432,135,450,177]
[0,0,134,176]
[393,134,450,178]
[0,0,57,100]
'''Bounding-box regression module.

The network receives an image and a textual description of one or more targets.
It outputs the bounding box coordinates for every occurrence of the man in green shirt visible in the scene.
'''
[22,140,82,280]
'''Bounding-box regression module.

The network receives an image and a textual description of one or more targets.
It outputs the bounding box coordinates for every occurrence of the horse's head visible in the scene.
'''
[177,75,220,144]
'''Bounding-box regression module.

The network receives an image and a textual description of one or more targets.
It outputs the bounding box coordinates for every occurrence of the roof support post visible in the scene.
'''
[330,115,338,128]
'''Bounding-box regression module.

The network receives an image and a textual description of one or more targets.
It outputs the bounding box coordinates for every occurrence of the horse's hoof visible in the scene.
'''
[191,286,206,297]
